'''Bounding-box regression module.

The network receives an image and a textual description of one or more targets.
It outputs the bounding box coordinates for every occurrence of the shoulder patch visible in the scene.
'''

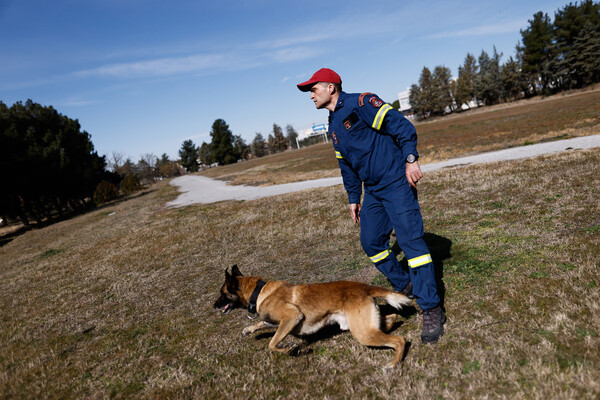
[369,96,384,108]
[358,92,373,107]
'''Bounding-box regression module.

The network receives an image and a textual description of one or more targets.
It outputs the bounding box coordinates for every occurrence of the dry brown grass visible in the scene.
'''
[415,87,600,164]
[199,141,340,186]
[1,89,599,399]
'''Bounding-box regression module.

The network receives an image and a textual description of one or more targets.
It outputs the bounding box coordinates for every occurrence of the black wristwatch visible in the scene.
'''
[406,154,418,163]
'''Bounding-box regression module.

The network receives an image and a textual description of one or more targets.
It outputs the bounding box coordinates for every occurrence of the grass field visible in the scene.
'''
[1,88,599,399]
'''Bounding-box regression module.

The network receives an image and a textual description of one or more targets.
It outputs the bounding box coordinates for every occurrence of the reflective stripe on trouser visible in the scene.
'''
[361,189,440,310]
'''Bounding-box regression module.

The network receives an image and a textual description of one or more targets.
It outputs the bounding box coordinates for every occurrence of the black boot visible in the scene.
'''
[421,305,446,343]
[399,281,415,299]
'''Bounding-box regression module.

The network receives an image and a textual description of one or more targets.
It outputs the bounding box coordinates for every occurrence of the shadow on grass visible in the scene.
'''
[251,309,415,359]
[425,232,452,310]
[392,232,452,310]
[253,321,415,362]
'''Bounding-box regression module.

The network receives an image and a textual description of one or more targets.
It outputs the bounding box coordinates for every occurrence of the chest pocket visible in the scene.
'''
[343,112,360,132]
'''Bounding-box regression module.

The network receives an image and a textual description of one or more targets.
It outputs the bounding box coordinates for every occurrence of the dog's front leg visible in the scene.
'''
[242,320,277,336]
[268,313,303,353]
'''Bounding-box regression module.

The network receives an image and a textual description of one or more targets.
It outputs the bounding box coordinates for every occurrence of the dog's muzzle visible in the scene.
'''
[221,303,233,314]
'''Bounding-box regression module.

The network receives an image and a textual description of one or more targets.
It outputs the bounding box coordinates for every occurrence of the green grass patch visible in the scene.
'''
[462,360,482,374]
[584,225,600,234]
[39,248,63,259]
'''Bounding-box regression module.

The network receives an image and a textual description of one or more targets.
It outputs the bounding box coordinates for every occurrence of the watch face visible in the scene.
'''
[407,154,416,163]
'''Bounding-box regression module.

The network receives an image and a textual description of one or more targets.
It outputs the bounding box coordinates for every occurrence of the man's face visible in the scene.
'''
[310,82,332,109]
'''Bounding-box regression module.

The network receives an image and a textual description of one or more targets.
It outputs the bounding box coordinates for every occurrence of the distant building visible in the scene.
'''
[296,123,329,148]
[398,89,415,121]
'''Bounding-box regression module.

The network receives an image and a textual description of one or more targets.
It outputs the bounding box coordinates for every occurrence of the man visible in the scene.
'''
[297,68,445,343]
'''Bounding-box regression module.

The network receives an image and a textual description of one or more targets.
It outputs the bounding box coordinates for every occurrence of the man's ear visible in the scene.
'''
[328,83,336,94]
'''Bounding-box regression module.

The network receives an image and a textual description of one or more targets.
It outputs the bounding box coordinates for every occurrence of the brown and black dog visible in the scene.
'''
[213,265,412,369]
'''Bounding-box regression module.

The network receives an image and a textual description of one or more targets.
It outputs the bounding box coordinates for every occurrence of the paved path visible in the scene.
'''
[167,135,600,207]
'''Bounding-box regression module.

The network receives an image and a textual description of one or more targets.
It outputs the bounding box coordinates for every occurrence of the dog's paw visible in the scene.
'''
[288,345,312,357]
[242,327,253,336]
[382,363,396,373]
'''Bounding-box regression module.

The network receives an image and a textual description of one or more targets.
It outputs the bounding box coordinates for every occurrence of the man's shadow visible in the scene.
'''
[390,231,452,311]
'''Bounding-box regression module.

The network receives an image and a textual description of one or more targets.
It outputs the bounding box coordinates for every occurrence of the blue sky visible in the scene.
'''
[1,0,569,161]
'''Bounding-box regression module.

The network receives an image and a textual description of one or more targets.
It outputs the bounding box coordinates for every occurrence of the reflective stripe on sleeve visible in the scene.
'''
[408,254,433,268]
[371,104,393,130]
[369,248,392,263]
[335,151,344,159]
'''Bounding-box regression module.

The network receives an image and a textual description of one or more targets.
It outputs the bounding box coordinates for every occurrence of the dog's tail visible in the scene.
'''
[369,287,412,310]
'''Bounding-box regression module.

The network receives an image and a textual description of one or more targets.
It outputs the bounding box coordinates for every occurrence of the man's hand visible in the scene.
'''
[406,161,423,188]
[349,203,361,224]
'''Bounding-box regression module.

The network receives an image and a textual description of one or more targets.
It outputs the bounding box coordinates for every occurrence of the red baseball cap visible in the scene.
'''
[297,68,342,92]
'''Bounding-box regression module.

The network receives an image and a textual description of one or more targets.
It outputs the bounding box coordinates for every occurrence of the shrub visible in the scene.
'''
[121,174,142,195]
[93,181,120,205]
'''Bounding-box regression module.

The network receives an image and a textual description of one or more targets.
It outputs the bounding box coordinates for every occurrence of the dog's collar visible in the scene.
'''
[248,280,266,315]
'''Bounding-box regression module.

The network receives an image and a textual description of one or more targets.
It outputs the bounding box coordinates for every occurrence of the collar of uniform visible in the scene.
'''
[334,91,347,111]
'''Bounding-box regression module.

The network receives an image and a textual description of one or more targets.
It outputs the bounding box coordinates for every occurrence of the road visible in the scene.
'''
[167,135,600,207]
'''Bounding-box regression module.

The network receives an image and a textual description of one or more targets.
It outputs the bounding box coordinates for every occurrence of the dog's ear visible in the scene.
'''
[231,264,243,277]
[226,265,240,292]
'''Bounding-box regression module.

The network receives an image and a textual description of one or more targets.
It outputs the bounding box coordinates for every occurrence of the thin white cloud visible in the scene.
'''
[268,46,323,63]
[70,41,324,80]
[47,7,406,83]
[428,19,527,39]
[253,32,335,50]
[182,133,211,142]
[73,53,228,79]
[56,99,96,107]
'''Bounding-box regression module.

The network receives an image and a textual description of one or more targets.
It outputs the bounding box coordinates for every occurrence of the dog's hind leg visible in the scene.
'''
[346,304,406,369]
[268,308,304,353]
[383,313,398,332]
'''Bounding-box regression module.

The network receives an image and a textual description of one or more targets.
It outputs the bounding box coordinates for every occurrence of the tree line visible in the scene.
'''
[0,101,303,224]
[409,0,600,119]
[0,100,114,226]
[0,100,185,227]
[178,119,301,172]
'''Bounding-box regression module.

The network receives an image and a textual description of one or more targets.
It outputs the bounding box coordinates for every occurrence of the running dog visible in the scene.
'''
[213,265,412,369]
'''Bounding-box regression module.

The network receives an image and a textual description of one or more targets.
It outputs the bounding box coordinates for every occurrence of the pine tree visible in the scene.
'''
[476,47,503,105]
[519,12,553,94]
[178,139,199,172]
[455,53,478,109]
[198,142,212,166]
[409,67,436,119]
[572,22,600,84]
[554,1,600,88]
[501,56,526,101]
[209,119,238,165]
[285,125,299,149]
[251,133,266,157]
[431,65,454,114]
[233,135,250,160]
[408,84,422,118]
[267,134,276,154]
[272,123,288,152]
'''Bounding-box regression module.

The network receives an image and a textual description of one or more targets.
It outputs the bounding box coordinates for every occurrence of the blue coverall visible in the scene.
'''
[328,91,440,310]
